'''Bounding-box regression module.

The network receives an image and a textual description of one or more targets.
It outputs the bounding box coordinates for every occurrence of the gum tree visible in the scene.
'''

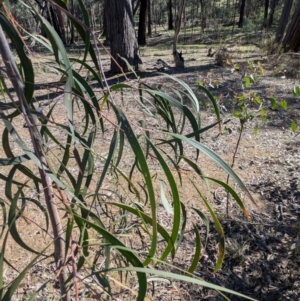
[105,0,141,73]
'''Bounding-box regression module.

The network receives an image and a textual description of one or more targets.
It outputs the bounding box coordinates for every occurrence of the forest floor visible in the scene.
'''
[1,26,300,300]
[140,28,300,301]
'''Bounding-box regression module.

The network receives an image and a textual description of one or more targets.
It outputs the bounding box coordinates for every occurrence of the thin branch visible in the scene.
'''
[0,24,70,301]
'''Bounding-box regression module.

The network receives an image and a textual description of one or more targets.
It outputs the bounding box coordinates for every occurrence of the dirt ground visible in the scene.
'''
[1,28,300,300]
[141,31,300,301]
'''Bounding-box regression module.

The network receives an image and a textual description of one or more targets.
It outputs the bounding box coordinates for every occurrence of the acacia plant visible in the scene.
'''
[0,1,257,300]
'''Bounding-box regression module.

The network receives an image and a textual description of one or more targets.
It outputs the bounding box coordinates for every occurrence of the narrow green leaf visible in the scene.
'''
[69,58,103,89]
[181,156,209,189]
[168,133,256,205]
[92,129,118,207]
[192,182,224,271]
[0,230,9,299]
[33,10,76,149]
[182,105,201,158]
[2,243,50,301]
[163,152,182,186]
[0,155,30,166]
[205,177,249,218]
[114,106,157,266]
[73,215,147,301]
[8,190,40,255]
[161,73,199,112]
[0,111,42,168]
[74,131,95,196]
[114,129,124,168]
[0,200,6,239]
[115,267,257,300]
[187,223,202,275]
[65,217,74,259]
[107,202,175,258]
[22,197,49,233]
[0,12,34,103]
[158,120,220,145]
[192,208,210,249]
[197,84,221,130]
[149,141,181,262]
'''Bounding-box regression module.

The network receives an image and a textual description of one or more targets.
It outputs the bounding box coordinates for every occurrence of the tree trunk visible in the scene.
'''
[106,0,141,73]
[268,0,278,27]
[147,0,152,36]
[168,0,174,30]
[68,0,75,44]
[49,5,66,45]
[103,0,110,45]
[282,1,300,51]
[173,0,185,68]
[238,0,246,28]
[138,0,148,45]
[275,0,294,42]
[199,0,206,30]
[263,0,269,27]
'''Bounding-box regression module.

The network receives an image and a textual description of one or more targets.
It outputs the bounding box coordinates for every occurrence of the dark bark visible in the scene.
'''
[173,0,185,68]
[49,5,66,44]
[106,0,141,73]
[268,0,278,27]
[138,0,148,45]
[168,0,174,30]
[68,0,74,44]
[264,0,269,27]
[199,0,206,30]
[275,0,294,42]
[147,0,152,36]
[282,1,300,51]
[238,0,246,28]
[103,0,110,44]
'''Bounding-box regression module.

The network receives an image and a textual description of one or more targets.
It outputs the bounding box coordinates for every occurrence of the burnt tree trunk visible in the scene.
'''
[106,0,141,73]
[103,0,110,45]
[282,1,300,51]
[168,0,174,30]
[138,0,148,45]
[147,0,152,36]
[264,0,269,27]
[238,0,246,28]
[268,0,278,27]
[275,0,294,42]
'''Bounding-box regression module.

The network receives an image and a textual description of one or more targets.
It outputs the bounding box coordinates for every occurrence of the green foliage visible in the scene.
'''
[293,86,300,96]
[242,18,256,33]
[0,3,257,301]
[291,121,298,133]
[232,61,296,134]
